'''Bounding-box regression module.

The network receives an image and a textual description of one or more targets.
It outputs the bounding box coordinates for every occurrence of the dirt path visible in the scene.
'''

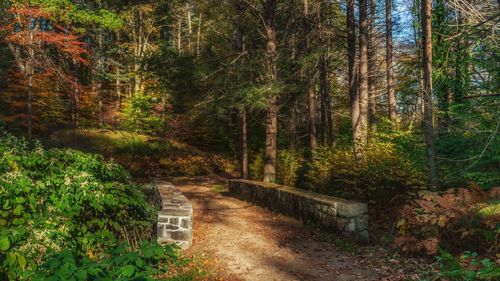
[170,176,406,281]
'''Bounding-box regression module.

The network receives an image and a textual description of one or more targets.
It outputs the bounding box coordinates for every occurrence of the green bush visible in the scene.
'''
[0,133,160,280]
[305,141,425,199]
[31,241,181,281]
[249,149,302,186]
[122,93,167,135]
[436,250,500,281]
[276,149,301,186]
[249,149,264,181]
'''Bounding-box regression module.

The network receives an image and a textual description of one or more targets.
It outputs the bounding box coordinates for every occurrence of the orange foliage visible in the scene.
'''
[394,184,500,255]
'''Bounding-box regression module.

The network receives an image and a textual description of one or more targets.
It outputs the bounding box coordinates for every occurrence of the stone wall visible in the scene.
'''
[155,181,193,249]
[228,180,369,242]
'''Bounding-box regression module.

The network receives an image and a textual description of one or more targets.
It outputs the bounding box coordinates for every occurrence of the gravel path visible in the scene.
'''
[171,176,389,281]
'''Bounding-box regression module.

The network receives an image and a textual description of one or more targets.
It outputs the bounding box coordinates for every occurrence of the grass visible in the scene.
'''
[212,184,229,193]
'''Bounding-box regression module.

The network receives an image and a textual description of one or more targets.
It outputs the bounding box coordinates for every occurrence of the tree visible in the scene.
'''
[354,0,369,160]
[232,0,248,179]
[262,0,279,183]
[347,0,358,151]
[304,0,317,151]
[421,0,438,190]
[368,0,377,132]
[2,1,87,139]
[386,0,397,125]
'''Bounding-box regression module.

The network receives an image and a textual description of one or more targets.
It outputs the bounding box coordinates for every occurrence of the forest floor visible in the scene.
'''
[170,176,434,281]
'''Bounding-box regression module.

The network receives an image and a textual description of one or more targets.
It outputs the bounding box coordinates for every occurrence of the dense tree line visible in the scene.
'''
[0,0,498,189]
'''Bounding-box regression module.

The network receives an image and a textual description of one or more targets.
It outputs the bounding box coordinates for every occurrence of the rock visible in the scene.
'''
[355,214,369,231]
[337,201,367,218]
[345,218,357,232]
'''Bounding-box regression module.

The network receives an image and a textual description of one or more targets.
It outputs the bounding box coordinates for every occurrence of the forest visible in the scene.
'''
[0,0,499,280]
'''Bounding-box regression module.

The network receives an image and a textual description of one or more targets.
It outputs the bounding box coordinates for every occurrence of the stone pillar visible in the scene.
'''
[156,181,193,249]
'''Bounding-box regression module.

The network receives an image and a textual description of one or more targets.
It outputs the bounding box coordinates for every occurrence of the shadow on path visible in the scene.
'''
[171,176,383,281]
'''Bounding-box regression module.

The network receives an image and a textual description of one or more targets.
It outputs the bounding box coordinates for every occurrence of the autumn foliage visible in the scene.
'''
[2,5,88,63]
[395,184,500,256]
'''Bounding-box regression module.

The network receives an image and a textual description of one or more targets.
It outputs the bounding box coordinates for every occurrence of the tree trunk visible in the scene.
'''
[116,32,122,110]
[319,54,333,144]
[26,67,33,140]
[347,0,359,147]
[95,31,105,127]
[233,0,248,179]
[26,30,35,140]
[196,13,202,57]
[368,0,377,132]
[421,0,438,190]
[177,17,182,53]
[289,101,297,149]
[263,0,278,183]
[239,109,249,179]
[186,3,192,53]
[412,0,425,120]
[355,0,369,161]
[386,0,397,125]
[133,8,144,94]
[304,0,317,151]
[318,4,334,145]
[73,81,80,128]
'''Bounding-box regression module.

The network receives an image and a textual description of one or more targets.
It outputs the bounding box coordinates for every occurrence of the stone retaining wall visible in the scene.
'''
[228,179,369,242]
[155,181,193,249]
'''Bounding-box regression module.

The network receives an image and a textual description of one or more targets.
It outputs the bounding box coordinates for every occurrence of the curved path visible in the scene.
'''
[171,176,408,281]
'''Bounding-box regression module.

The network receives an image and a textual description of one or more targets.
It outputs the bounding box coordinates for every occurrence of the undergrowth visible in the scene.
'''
[49,129,236,177]
[0,133,188,280]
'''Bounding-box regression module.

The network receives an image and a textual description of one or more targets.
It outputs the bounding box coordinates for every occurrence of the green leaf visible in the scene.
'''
[120,265,135,277]
[13,204,24,215]
[15,197,26,204]
[75,269,87,281]
[142,246,154,258]
[0,236,10,251]
[7,252,16,265]
[18,254,26,269]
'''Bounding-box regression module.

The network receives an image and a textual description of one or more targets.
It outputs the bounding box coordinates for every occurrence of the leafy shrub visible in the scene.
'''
[122,93,168,135]
[276,149,301,186]
[249,149,264,181]
[394,184,499,256]
[249,149,302,186]
[159,155,212,176]
[436,250,500,281]
[31,241,180,281]
[0,133,158,279]
[305,141,425,200]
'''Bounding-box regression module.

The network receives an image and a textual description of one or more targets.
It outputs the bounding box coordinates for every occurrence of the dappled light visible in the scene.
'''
[0,0,498,280]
